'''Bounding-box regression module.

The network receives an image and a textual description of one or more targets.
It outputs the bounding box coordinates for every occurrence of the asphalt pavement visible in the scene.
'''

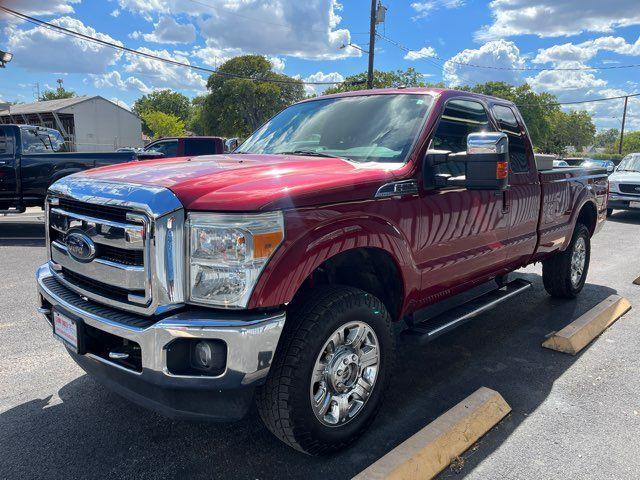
[1,210,639,480]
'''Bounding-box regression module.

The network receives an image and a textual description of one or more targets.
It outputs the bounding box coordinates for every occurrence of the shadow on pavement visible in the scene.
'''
[607,210,640,225]
[0,219,45,247]
[0,272,618,480]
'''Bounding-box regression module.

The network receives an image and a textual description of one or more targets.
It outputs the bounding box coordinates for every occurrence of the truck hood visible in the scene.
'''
[610,171,640,183]
[80,154,402,211]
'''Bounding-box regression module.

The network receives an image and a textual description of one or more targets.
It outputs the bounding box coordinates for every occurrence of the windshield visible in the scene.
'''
[237,94,434,163]
[617,154,640,172]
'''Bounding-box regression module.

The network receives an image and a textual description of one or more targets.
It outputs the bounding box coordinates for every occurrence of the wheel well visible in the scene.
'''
[291,248,404,321]
[577,201,597,236]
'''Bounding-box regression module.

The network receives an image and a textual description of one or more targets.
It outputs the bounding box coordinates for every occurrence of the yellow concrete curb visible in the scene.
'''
[542,294,631,355]
[353,387,511,480]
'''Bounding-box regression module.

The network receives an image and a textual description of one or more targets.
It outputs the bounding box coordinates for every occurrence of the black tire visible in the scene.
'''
[256,285,395,455]
[606,208,613,217]
[542,223,590,298]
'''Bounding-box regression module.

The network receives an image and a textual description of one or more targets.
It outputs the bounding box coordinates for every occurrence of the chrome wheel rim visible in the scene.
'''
[570,236,586,287]
[310,321,380,427]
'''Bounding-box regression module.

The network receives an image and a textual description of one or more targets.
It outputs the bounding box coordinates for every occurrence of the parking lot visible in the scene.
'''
[1,210,639,479]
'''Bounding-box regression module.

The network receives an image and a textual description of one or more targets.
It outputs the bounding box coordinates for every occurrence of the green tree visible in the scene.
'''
[594,128,620,150]
[141,111,186,139]
[202,55,305,137]
[538,109,596,155]
[187,95,206,135]
[615,131,640,155]
[41,86,76,100]
[324,68,441,94]
[133,89,191,134]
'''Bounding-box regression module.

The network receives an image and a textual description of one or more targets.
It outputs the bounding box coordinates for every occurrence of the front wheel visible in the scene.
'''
[256,285,395,455]
[542,223,591,298]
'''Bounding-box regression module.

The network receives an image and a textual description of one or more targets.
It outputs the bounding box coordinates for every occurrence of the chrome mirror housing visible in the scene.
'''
[467,132,508,155]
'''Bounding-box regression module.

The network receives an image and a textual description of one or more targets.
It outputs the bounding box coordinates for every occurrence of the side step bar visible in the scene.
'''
[404,278,532,344]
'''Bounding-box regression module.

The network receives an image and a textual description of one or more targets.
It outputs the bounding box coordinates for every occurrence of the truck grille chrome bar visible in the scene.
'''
[46,177,186,316]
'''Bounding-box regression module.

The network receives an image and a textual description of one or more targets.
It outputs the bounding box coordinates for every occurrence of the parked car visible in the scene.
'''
[553,159,570,167]
[142,136,238,159]
[581,158,615,174]
[607,152,640,215]
[0,125,137,213]
[36,88,608,455]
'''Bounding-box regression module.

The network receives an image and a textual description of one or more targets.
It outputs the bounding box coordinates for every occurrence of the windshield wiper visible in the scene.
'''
[275,150,351,161]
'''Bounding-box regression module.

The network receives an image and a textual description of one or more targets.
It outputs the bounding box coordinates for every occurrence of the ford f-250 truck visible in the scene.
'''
[35,88,608,455]
[0,124,137,213]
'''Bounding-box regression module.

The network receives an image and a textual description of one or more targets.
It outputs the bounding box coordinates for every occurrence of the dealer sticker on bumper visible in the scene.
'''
[53,311,78,350]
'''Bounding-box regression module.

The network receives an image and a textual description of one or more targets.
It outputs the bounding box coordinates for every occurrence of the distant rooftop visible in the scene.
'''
[0,96,97,115]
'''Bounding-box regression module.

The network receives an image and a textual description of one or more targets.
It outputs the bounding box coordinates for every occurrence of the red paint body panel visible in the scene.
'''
[73,88,608,319]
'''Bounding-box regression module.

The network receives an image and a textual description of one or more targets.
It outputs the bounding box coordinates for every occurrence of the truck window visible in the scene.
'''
[431,99,493,177]
[147,140,178,157]
[185,138,216,156]
[21,128,53,153]
[0,129,7,154]
[48,129,68,153]
[492,105,529,173]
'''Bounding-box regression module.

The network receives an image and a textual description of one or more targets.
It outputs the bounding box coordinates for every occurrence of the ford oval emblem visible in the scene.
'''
[65,231,96,263]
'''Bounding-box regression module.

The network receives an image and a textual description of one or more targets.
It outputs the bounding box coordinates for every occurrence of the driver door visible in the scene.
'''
[416,98,510,303]
[0,126,18,202]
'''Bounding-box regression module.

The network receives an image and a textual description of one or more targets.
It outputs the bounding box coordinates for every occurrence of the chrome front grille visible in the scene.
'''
[48,199,151,308]
[46,176,186,316]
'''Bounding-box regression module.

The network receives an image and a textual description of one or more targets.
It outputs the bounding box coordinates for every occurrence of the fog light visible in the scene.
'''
[194,341,213,369]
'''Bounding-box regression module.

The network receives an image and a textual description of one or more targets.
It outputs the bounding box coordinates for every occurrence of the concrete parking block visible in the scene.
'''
[353,387,511,480]
[542,294,631,355]
[633,276,640,285]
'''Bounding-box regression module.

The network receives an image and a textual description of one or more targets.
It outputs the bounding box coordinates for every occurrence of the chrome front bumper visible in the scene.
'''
[36,263,286,420]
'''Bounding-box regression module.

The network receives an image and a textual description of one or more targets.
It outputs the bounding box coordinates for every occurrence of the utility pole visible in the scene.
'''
[619,95,628,155]
[367,0,377,89]
[33,82,40,101]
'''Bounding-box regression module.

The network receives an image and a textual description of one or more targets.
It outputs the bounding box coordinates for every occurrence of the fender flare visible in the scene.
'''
[247,214,419,314]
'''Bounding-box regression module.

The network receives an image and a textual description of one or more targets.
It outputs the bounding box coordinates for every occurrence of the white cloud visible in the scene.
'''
[444,40,525,86]
[410,0,465,20]
[533,36,640,65]
[268,56,286,73]
[129,31,142,40]
[404,46,437,61]
[478,0,640,40]
[117,0,358,60]
[123,47,207,93]
[5,16,123,73]
[526,66,607,93]
[110,9,121,17]
[301,71,344,96]
[89,71,154,94]
[143,16,197,44]
[0,0,79,17]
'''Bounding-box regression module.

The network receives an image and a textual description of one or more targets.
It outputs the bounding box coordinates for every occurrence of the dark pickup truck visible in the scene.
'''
[36,88,608,455]
[143,136,239,159]
[0,125,136,213]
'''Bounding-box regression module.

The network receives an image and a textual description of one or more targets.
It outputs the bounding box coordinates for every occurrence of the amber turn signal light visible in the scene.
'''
[496,161,509,179]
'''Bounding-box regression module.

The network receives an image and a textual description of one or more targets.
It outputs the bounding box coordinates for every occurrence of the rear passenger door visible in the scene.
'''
[417,99,511,301]
[491,104,540,268]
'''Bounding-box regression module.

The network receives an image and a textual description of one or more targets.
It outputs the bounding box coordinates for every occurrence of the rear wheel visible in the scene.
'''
[542,223,590,298]
[256,285,395,455]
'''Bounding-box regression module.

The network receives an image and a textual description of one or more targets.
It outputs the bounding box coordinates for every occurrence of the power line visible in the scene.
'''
[0,6,353,86]
[515,92,640,107]
[377,32,640,72]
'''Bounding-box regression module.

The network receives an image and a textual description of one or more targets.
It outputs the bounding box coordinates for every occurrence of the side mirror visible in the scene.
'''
[224,138,239,152]
[464,132,509,190]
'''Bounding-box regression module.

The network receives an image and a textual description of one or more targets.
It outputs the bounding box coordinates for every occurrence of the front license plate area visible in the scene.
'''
[629,201,640,209]
[53,310,84,353]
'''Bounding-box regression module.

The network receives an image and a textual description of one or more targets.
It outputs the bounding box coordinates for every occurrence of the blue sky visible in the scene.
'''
[1,0,639,130]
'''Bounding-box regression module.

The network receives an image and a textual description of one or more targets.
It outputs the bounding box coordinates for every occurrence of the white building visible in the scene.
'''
[0,96,142,152]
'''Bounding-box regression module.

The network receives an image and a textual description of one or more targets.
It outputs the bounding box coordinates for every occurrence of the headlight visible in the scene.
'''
[187,211,284,308]
[609,181,618,193]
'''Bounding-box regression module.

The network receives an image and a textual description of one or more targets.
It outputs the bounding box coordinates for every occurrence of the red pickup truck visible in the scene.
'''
[36,88,607,455]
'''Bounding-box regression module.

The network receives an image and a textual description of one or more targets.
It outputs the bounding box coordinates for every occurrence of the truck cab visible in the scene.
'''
[35,89,607,455]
